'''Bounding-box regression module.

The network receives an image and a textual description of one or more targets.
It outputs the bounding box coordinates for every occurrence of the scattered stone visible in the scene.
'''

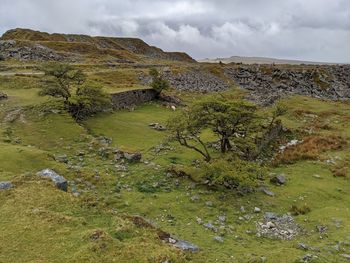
[124,152,142,162]
[258,187,275,197]
[0,181,12,190]
[149,123,166,131]
[206,201,213,207]
[190,195,200,202]
[312,174,322,179]
[298,243,309,251]
[218,216,226,223]
[302,254,318,262]
[213,236,224,243]
[257,212,300,240]
[204,222,217,232]
[270,174,286,186]
[54,154,68,163]
[170,238,199,252]
[0,91,8,100]
[316,225,328,233]
[254,207,261,213]
[37,169,68,192]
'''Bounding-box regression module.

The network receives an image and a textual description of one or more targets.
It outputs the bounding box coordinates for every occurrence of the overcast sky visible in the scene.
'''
[1,0,350,62]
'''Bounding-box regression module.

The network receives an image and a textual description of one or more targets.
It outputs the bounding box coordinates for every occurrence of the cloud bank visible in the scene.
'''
[1,0,350,62]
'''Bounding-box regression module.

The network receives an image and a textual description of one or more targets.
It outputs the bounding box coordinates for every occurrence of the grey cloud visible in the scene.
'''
[0,0,350,62]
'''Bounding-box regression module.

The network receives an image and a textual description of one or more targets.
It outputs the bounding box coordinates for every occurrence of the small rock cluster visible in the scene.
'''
[115,149,142,163]
[256,212,300,240]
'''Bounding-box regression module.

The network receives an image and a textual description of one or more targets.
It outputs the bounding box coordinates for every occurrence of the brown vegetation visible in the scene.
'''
[274,135,346,165]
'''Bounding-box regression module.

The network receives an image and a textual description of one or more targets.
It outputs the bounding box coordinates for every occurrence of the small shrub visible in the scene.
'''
[274,135,346,165]
[332,159,350,179]
[290,204,311,216]
[187,158,267,191]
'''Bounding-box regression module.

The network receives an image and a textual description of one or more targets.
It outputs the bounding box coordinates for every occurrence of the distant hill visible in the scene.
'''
[0,28,195,63]
[199,56,337,65]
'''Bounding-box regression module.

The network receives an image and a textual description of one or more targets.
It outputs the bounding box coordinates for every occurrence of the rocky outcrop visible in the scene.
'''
[163,70,229,92]
[225,65,350,105]
[0,40,65,61]
[37,169,68,192]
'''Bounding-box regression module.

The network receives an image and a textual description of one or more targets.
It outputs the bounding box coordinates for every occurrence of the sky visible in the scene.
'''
[1,0,350,62]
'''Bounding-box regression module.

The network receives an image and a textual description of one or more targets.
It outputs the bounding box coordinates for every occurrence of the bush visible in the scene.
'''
[185,158,266,191]
[290,204,311,216]
[68,84,112,120]
[149,68,169,95]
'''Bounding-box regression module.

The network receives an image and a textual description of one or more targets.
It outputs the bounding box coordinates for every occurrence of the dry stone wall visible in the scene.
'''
[111,89,157,110]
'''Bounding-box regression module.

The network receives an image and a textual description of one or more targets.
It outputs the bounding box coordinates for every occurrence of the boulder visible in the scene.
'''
[123,152,142,162]
[169,237,199,252]
[270,175,286,186]
[54,154,69,163]
[0,91,8,100]
[0,181,13,190]
[37,169,68,191]
[149,123,166,131]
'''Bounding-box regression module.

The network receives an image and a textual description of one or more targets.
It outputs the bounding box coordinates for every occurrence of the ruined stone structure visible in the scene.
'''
[111,89,157,110]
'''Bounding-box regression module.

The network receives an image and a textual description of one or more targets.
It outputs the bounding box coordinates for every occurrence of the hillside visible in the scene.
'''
[1,28,350,262]
[0,28,195,63]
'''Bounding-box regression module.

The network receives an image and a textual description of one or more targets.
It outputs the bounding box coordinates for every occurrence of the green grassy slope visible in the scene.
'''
[1,64,350,263]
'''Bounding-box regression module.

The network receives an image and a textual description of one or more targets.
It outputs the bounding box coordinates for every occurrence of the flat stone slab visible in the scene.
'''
[37,169,68,192]
[169,237,199,252]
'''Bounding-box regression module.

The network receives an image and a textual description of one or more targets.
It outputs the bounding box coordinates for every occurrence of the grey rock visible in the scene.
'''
[270,175,286,186]
[0,181,12,190]
[204,222,217,232]
[257,213,300,240]
[190,195,200,202]
[316,225,328,233]
[205,201,213,207]
[149,123,166,131]
[259,187,275,197]
[54,154,68,163]
[213,236,224,243]
[169,237,199,252]
[37,169,68,192]
[0,91,8,100]
[254,207,261,213]
[123,152,142,162]
[298,243,309,251]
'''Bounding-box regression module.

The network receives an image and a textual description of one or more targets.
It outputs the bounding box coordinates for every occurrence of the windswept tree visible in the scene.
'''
[168,95,285,162]
[39,62,86,103]
[39,62,111,120]
[167,107,212,162]
[149,68,169,96]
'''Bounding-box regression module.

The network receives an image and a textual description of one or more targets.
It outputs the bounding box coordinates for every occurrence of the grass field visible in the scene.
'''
[1,64,350,263]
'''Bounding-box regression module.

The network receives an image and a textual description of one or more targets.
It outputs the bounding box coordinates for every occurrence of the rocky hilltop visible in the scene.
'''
[0,28,195,63]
